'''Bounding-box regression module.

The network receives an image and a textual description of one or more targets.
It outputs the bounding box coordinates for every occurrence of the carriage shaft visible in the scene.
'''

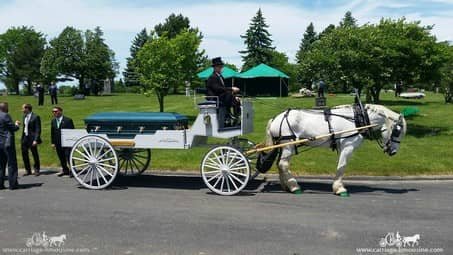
[244,124,377,156]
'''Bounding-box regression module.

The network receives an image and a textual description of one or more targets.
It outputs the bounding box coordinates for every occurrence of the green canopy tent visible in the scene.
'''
[236,63,289,97]
[197,66,239,87]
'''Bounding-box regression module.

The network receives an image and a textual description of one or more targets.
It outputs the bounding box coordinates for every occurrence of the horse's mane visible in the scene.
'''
[365,104,400,121]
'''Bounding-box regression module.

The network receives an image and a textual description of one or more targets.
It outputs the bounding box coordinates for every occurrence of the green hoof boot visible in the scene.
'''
[339,191,349,197]
[293,189,302,195]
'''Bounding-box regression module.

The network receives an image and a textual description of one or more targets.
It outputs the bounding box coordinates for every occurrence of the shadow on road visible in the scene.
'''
[18,182,44,190]
[108,174,418,196]
[261,181,418,195]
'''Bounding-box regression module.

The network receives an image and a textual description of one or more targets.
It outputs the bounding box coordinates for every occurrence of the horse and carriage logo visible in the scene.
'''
[379,231,420,248]
[25,232,67,248]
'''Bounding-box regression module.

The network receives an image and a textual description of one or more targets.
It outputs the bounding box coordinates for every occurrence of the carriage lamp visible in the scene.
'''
[162,126,168,130]
[139,126,145,133]
[95,126,101,132]
[117,126,123,133]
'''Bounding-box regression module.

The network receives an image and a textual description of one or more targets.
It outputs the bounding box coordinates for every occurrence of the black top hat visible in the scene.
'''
[211,57,224,67]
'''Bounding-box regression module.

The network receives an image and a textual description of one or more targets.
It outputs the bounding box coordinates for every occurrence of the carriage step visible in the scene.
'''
[110,139,135,147]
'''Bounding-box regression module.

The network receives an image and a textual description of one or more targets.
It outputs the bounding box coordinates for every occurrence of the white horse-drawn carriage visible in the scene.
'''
[62,92,407,196]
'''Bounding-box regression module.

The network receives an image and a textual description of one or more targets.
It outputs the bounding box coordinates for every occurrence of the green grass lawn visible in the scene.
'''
[1,91,452,176]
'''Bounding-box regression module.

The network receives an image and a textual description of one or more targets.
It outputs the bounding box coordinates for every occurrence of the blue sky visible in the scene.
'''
[0,0,452,88]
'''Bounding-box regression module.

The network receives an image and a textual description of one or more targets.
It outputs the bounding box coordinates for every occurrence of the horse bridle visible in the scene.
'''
[378,116,404,153]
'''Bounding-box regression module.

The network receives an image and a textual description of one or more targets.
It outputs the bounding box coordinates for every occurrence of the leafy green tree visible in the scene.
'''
[153,14,205,93]
[136,30,202,112]
[340,11,357,28]
[155,13,192,39]
[42,26,86,91]
[0,26,46,94]
[240,8,275,70]
[298,18,446,102]
[41,26,117,95]
[123,28,149,87]
[439,45,453,103]
[269,50,297,91]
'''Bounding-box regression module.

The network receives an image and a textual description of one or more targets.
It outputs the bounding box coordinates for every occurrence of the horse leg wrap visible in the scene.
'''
[333,180,347,195]
[287,178,301,193]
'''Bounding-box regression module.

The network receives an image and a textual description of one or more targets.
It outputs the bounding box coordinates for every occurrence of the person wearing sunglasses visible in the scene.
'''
[50,107,75,177]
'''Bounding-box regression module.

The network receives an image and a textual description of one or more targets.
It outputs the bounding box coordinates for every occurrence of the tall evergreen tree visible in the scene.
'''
[123,28,148,87]
[240,8,275,70]
[295,22,318,64]
[340,11,357,28]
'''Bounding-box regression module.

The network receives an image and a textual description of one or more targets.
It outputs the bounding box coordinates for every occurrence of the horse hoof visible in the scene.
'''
[338,191,349,197]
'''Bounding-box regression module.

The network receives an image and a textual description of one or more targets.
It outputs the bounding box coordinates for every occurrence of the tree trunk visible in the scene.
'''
[158,94,164,112]
[14,79,20,95]
[27,79,33,95]
[79,74,85,95]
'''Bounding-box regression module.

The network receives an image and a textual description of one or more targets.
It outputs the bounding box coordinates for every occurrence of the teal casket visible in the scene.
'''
[85,112,189,138]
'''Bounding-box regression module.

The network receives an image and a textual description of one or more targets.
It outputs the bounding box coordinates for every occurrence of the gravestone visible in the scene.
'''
[103,79,111,95]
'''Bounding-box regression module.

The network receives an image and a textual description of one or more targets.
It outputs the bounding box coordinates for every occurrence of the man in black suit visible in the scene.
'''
[206,57,241,121]
[21,104,42,176]
[49,82,58,105]
[51,106,75,177]
[0,102,21,190]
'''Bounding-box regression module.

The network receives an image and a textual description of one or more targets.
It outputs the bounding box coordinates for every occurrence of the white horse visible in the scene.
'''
[265,104,407,195]
[403,234,420,247]
[49,234,67,247]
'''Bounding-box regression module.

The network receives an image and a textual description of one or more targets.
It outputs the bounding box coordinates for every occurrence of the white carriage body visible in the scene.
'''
[61,99,254,149]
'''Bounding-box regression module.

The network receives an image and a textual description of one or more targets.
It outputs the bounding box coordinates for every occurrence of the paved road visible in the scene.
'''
[0,171,452,255]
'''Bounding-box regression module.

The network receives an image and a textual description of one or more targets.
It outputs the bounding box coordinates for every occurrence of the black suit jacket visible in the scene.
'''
[51,116,75,146]
[22,113,42,144]
[0,112,19,148]
[206,72,230,97]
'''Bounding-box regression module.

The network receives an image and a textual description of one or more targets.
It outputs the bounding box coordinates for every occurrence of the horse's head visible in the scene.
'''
[380,114,406,156]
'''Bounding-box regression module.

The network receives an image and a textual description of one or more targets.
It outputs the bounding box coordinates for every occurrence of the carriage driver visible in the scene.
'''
[206,57,241,124]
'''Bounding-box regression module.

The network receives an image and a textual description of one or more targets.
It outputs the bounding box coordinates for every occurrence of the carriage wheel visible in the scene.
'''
[70,135,119,190]
[201,146,250,195]
[117,149,151,176]
[228,137,258,174]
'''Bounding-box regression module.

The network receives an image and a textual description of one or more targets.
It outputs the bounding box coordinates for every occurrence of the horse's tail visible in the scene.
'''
[265,118,274,146]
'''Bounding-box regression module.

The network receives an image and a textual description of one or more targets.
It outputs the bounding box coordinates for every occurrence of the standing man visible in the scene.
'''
[318,79,326,98]
[0,102,21,190]
[49,82,58,105]
[51,106,75,177]
[21,104,42,176]
[36,84,44,106]
[206,57,241,122]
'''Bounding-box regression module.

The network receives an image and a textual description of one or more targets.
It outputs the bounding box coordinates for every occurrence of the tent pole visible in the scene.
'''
[279,78,282,97]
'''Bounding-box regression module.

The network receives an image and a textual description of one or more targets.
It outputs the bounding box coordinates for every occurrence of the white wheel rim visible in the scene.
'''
[70,136,118,189]
[201,146,250,195]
